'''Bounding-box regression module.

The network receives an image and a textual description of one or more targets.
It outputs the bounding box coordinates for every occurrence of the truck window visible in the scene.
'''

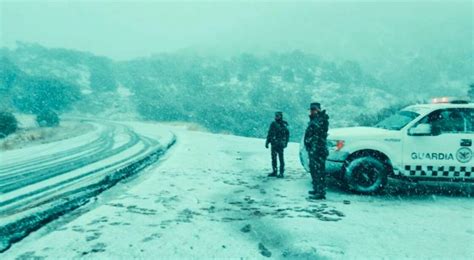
[375,110,419,130]
[420,108,470,135]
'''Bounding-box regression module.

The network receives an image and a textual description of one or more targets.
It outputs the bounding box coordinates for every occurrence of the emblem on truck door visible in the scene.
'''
[456,147,472,163]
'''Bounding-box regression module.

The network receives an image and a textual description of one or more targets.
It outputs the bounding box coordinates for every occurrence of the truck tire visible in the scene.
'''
[344,156,388,194]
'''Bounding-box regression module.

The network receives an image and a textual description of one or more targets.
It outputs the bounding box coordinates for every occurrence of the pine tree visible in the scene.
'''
[0,111,18,138]
[468,83,474,100]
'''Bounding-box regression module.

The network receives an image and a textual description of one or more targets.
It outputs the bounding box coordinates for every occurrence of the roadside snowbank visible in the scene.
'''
[0,121,94,151]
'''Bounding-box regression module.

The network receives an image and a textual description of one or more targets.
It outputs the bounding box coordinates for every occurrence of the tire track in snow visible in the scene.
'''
[0,120,176,253]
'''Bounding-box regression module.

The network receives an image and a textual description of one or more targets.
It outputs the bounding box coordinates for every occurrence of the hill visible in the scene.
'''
[1,42,471,140]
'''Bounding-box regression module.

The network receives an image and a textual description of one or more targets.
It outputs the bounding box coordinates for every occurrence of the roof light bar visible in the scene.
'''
[431,97,470,104]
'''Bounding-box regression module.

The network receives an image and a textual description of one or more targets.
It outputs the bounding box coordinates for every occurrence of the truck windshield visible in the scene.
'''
[375,110,419,130]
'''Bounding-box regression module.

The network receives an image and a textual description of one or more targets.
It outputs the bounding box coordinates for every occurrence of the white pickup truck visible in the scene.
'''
[300,97,474,194]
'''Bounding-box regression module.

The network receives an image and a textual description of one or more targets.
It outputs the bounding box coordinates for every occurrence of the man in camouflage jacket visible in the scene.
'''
[304,102,329,199]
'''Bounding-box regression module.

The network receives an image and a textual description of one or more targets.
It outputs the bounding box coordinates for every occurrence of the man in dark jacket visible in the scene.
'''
[304,102,329,199]
[266,111,289,178]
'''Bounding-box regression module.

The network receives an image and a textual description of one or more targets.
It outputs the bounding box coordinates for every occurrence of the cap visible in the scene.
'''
[309,102,321,110]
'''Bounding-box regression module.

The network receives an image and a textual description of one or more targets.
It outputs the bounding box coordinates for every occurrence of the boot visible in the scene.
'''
[308,194,326,200]
[308,190,326,200]
[277,168,285,179]
[268,172,277,177]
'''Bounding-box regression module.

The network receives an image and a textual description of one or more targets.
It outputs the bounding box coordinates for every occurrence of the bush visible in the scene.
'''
[468,83,474,100]
[0,111,18,138]
[36,110,60,127]
[355,103,410,127]
[13,76,82,114]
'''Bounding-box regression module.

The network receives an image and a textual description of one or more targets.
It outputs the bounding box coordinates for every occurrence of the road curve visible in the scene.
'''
[0,119,175,252]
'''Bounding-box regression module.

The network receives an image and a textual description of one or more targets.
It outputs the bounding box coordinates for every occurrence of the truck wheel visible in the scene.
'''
[344,157,388,194]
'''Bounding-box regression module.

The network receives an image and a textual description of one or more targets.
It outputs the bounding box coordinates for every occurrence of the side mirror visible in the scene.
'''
[409,123,432,136]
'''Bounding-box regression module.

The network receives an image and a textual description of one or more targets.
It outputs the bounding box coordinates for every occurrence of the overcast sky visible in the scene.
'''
[1,0,472,63]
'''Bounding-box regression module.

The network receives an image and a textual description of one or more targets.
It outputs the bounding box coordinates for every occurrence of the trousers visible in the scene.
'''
[309,154,326,195]
[271,146,285,174]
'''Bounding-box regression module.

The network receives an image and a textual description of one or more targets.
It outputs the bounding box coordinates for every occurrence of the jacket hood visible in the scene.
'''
[309,110,329,120]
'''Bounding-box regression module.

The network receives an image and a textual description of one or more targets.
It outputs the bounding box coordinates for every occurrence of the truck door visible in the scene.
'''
[402,108,473,179]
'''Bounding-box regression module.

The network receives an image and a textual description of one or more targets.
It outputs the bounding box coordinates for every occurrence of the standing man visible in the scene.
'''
[304,102,329,199]
[265,111,289,178]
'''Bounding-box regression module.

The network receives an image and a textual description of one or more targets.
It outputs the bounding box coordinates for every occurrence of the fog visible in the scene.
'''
[1,0,473,140]
[2,1,472,65]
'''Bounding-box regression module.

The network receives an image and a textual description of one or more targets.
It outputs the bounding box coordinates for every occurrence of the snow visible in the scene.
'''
[0,120,175,252]
[328,126,393,137]
[12,114,37,129]
[117,84,132,98]
[3,122,473,259]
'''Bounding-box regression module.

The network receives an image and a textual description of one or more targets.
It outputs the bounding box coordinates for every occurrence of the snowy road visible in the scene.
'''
[3,125,473,259]
[0,120,175,252]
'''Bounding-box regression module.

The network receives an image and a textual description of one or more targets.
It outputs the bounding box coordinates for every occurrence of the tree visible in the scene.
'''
[13,76,81,113]
[0,111,18,138]
[468,83,474,100]
[36,109,60,127]
[0,57,21,91]
[88,57,118,92]
[355,103,409,126]
[282,68,295,83]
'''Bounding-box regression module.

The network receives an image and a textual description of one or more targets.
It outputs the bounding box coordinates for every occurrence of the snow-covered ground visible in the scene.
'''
[0,120,175,252]
[3,123,473,259]
[0,115,93,151]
